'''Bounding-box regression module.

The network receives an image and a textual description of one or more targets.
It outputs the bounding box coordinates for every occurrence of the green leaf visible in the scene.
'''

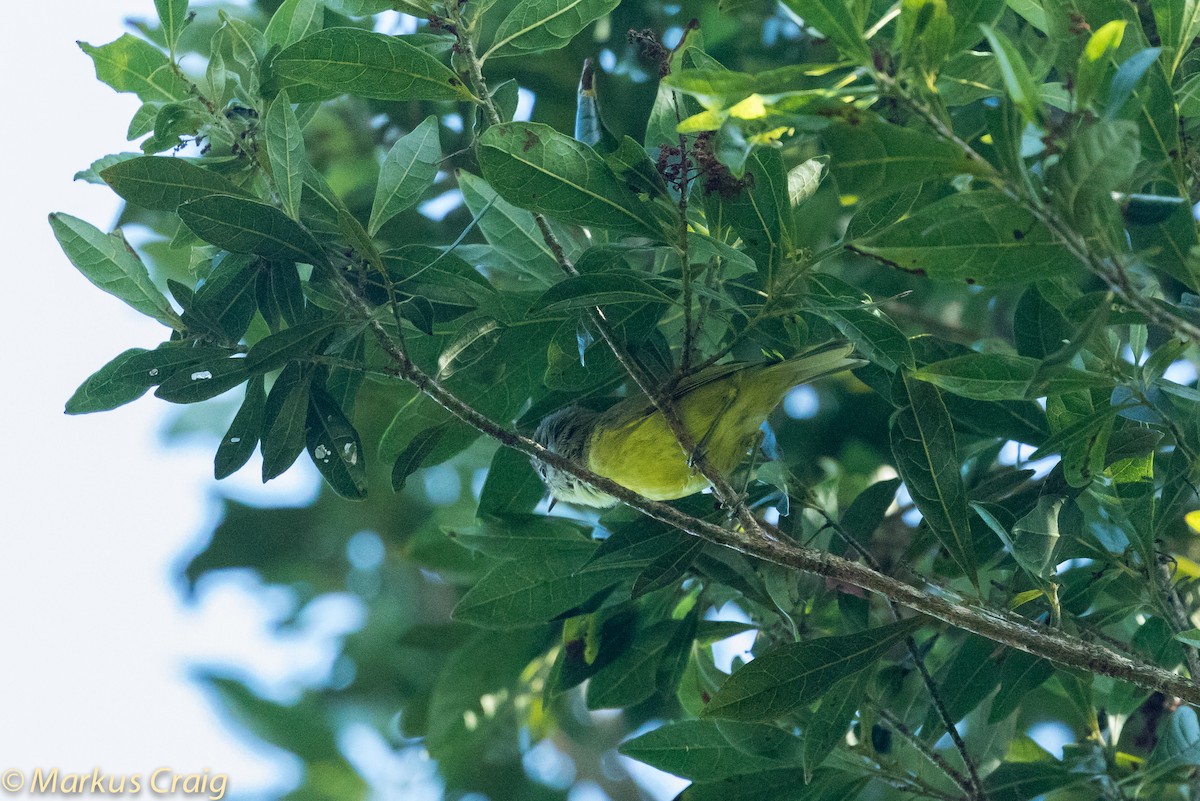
[155,0,190,53]
[272,28,475,103]
[587,620,686,709]
[261,363,314,481]
[216,11,267,75]
[478,122,668,237]
[922,635,1002,735]
[852,190,1081,286]
[890,373,976,581]
[988,651,1054,723]
[1049,120,1138,224]
[75,152,142,185]
[79,34,190,103]
[1151,706,1200,770]
[619,721,798,781]
[446,515,590,561]
[179,195,328,266]
[947,0,1005,52]
[980,25,1042,123]
[973,497,1061,581]
[188,254,261,340]
[391,426,444,492]
[897,0,956,72]
[679,768,864,801]
[1009,496,1063,577]
[844,184,924,239]
[141,100,205,154]
[913,353,1112,400]
[100,156,250,211]
[1041,392,1115,487]
[215,376,266,479]
[154,356,249,403]
[802,669,871,780]
[718,149,793,274]
[1075,20,1125,108]
[1152,0,1200,78]
[65,349,153,415]
[264,92,307,220]
[1014,285,1072,359]
[484,0,621,60]
[458,171,567,286]
[533,269,673,312]
[258,262,306,330]
[447,517,591,559]
[245,320,339,373]
[582,523,693,573]
[306,386,367,500]
[984,762,1077,801]
[452,542,630,629]
[632,539,705,598]
[325,0,427,14]
[806,275,914,372]
[823,110,974,201]
[781,0,869,61]
[49,213,179,328]
[436,317,504,380]
[703,619,918,721]
[264,0,324,49]
[368,116,441,236]
[381,246,496,310]
[478,447,546,518]
[841,477,903,540]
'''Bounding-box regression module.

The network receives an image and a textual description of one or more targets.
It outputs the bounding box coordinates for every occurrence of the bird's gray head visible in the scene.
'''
[531,405,617,508]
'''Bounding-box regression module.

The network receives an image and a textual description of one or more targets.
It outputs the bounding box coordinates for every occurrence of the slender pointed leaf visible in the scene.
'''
[49,213,179,328]
[215,375,266,479]
[264,92,306,219]
[891,373,976,581]
[272,28,476,102]
[368,115,441,235]
[179,195,328,266]
[703,619,919,721]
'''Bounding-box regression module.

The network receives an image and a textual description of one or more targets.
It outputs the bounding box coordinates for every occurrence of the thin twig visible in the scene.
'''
[876,706,973,797]
[449,11,765,537]
[814,504,984,800]
[872,72,1200,344]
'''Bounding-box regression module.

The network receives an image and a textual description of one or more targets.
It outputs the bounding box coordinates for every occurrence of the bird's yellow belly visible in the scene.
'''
[585,383,754,501]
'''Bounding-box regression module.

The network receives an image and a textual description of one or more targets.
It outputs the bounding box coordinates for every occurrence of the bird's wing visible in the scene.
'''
[595,361,746,429]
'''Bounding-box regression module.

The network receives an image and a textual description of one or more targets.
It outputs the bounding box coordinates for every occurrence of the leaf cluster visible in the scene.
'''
[56,0,1200,798]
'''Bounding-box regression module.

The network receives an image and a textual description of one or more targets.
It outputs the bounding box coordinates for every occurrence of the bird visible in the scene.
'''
[531,343,862,508]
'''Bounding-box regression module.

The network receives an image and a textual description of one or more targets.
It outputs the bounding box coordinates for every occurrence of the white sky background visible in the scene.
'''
[0,3,343,796]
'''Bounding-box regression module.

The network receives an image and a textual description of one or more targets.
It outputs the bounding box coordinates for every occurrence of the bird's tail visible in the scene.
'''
[757,343,864,393]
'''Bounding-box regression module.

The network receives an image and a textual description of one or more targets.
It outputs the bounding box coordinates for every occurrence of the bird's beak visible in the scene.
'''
[547,497,558,512]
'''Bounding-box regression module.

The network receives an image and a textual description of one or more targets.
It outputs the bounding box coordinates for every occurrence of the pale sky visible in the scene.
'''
[0,3,350,797]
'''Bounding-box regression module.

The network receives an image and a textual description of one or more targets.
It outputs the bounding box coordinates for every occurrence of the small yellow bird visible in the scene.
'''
[532,344,861,507]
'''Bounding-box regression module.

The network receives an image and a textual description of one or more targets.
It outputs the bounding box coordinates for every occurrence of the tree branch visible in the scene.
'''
[330,268,1200,708]
[814,503,984,800]
[873,72,1200,344]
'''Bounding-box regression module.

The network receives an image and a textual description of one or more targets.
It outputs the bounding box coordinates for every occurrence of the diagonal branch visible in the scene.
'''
[331,268,1200,709]
[873,72,1200,344]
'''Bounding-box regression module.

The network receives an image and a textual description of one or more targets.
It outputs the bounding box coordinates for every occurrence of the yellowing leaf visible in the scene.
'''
[1009,589,1045,609]
[728,93,768,120]
[1084,20,1126,62]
